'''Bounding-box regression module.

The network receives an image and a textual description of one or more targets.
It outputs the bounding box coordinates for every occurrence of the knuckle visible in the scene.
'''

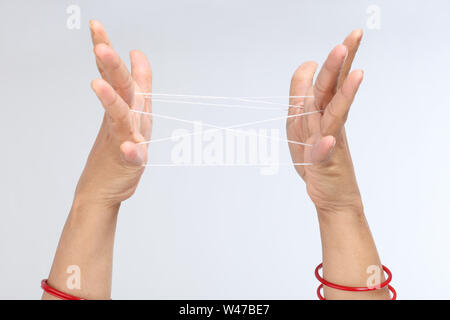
[326,101,340,120]
[314,79,327,95]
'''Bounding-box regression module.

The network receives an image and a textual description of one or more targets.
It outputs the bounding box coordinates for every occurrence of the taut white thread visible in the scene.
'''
[238,96,315,99]
[135,92,313,109]
[142,163,312,167]
[132,110,321,145]
[131,109,318,147]
[150,99,293,111]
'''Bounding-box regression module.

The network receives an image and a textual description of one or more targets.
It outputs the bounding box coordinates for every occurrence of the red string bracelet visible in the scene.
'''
[41,279,85,300]
[314,263,397,300]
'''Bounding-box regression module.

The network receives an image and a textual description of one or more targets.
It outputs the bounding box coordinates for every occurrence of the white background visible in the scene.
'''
[1,0,449,299]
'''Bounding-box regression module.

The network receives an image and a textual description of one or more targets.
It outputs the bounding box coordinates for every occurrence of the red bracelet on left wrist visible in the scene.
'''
[41,279,85,300]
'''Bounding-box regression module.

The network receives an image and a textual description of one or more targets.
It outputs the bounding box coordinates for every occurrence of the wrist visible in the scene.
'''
[68,196,120,234]
[315,196,364,220]
[74,157,143,208]
[72,192,121,215]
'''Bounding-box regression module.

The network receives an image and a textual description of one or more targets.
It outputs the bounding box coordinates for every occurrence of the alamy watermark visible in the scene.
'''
[66,4,81,30]
[366,4,381,30]
[66,264,81,290]
[366,264,382,289]
[170,122,281,175]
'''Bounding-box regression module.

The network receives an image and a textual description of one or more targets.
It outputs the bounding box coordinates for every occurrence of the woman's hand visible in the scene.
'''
[287,30,364,213]
[75,20,152,207]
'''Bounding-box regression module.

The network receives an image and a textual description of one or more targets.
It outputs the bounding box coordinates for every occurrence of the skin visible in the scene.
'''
[43,22,389,300]
[287,30,390,299]
[42,20,152,299]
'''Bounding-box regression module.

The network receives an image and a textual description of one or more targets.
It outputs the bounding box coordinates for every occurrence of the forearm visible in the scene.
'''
[42,20,151,300]
[42,197,119,300]
[317,202,390,300]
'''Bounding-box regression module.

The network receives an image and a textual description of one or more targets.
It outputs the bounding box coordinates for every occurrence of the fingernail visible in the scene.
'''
[354,28,363,39]
[358,70,364,83]
[344,46,349,60]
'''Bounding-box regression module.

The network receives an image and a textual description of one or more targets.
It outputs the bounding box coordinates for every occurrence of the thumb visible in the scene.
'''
[120,141,147,167]
[310,136,336,164]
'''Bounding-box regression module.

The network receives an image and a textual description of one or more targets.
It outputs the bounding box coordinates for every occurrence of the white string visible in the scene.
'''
[142,163,312,167]
[150,99,294,111]
[238,96,315,99]
[132,93,317,168]
[136,92,315,99]
[136,92,313,109]
[132,109,322,145]
[131,109,320,147]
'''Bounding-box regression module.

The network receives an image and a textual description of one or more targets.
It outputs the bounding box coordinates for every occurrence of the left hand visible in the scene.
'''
[74,20,152,207]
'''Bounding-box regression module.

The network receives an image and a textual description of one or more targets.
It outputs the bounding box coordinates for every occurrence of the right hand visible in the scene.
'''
[287,30,364,212]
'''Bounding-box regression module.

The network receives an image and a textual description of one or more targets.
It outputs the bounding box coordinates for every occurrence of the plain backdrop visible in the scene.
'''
[1,0,449,299]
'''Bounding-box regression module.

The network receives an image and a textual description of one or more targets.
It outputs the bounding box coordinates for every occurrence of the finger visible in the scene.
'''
[130,50,152,139]
[89,20,112,47]
[91,78,130,130]
[130,50,152,92]
[289,61,317,116]
[337,29,363,90]
[314,44,348,109]
[130,50,152,113]
[94,43,135,106]
[310,135,336,163]
[89,20,112,80]
[289,61,317,139]
[120,141,147,166]
[287,62,317,171]
[322,70,364,137]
